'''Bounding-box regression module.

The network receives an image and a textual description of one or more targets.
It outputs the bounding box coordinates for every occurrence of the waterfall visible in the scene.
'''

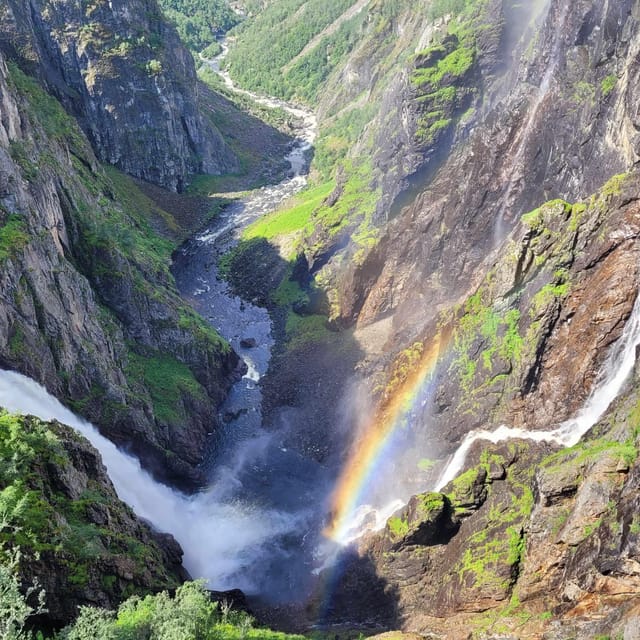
[494,0,571,240]
[0,370,300,593]
[435,290,640,491]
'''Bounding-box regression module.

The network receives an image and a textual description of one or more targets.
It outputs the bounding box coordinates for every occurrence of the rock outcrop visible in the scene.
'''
[0,412,186,628]
[319,168,640,639]
[0,0,238,191]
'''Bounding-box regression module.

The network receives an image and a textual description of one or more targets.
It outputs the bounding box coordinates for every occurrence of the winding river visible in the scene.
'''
[170,49,326,601]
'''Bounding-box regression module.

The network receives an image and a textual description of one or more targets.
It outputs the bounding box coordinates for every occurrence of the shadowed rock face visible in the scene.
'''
[330,0,639,332]
[0,0,238,191]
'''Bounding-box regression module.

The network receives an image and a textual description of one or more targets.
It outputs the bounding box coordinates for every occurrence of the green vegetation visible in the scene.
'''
[126,351,207,425]
[0,412,178,602]
[388,516,409,538]
[244,158,380,258]
[58,581,304,639]
[0,215,29,263]
[411,45,475,89]
[451,290,523,391]
[244,182,335,243]
[541,436,638,473]
[417,458,436,472]
[383,342,424,401]
[409,1,482,145]
[601,73,618,97]
[313,103,378,179]
[448,451,534,595]
[6,63,86,154]
[0,544,45,640]
[427,0,476,19]
[158,0,240,53]
[284,313,331,349]
[530,270,571,317]
[225,0,363,102]
[0,561,305,640]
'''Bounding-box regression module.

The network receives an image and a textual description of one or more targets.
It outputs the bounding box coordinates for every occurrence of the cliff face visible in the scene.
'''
[219,0,640,634]
[0,0,238,191]
[334,0,639,331]
[301,1,640,634]
[0,412,186,628]
[322,171,640,638]
[0,50,240,487]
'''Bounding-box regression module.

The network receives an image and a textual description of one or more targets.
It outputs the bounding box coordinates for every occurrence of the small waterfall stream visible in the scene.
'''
[336,290,640,544]
[494,0,571,240]
[435,289,640,491]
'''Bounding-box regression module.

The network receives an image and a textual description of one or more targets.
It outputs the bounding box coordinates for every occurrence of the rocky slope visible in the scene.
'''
[0,48,241,487]
[0,411,186,628]
[0,0,238,191]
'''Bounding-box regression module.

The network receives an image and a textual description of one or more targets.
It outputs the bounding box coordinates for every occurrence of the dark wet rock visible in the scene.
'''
[209,589,250,613]
[240,337,258,349]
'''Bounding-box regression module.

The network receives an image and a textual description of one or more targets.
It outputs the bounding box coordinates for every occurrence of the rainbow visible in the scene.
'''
[324,325,453,543]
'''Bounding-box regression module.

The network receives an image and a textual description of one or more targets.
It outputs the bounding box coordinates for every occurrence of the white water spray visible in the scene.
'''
[0,370,300,593]
[435,289,640,491]
[337,289,640,543]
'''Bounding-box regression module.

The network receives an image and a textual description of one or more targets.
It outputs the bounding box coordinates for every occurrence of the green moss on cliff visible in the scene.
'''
[0,215,29,263]
[0,412,179,603]
[7,63,86,154]
[451,290,523,391]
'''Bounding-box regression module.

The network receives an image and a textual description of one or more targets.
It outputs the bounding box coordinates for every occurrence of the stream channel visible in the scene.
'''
[171,46,327,602]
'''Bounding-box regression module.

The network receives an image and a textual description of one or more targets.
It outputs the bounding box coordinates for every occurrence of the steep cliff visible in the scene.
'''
[222,0,640,635]
[0,0,238,191]
[341,0,638,333]
[0,49,241,487]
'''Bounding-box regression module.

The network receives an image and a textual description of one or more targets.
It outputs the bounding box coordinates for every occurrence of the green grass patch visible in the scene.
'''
[126,351,207,425]
[285,312,331,348]
[0,215,29,263]
[244,181,334,241]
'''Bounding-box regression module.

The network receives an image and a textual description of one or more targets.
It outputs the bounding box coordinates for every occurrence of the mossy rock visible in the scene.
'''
[386,492,459,548]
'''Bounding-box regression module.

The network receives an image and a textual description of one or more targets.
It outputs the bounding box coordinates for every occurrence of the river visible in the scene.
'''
[0,44,325,604]
[170,47,327,601]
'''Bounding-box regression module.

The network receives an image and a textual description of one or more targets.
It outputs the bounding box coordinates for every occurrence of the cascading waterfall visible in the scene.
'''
[0,42,321,596]
[330,288,640,545]
[0,370,301,593]
[494,0,571,241]
[435,289,640,491]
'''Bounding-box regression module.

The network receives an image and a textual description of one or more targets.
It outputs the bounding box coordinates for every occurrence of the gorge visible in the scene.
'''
[2,1,640,639]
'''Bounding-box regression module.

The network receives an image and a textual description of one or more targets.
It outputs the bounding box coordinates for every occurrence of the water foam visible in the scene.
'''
[0,370,300,593]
